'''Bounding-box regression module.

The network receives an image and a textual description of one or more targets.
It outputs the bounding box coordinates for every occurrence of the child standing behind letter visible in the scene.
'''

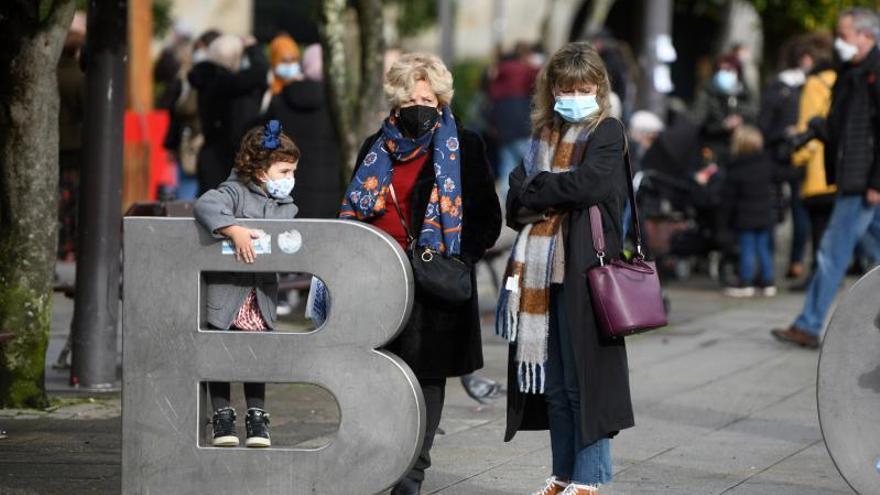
[194,120,299,447]
[723,125,778,298]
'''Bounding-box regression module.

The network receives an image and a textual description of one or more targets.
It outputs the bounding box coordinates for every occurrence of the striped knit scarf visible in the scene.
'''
[496,120,592,394]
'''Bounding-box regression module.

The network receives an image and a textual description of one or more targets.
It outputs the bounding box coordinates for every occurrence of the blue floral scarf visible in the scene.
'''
[339,106,463,255]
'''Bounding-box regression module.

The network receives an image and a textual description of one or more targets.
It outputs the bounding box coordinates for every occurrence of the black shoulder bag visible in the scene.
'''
[388,184,473,304]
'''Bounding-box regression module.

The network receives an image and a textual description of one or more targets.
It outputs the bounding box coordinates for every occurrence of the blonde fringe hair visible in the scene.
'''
[384,52,455,109]
[731,125,764,156]
[531,41,613,133]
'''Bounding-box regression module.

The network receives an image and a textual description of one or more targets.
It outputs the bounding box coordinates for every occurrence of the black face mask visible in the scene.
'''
[397,105,440,138]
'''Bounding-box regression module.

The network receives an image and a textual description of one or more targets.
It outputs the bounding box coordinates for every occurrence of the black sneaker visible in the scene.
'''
[211,407,239,447]
[245,408,271,448]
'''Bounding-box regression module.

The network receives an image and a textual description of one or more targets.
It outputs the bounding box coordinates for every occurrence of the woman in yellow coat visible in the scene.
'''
[791,60,836,281]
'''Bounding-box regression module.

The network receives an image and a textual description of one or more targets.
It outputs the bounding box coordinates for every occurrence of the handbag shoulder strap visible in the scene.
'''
[387,184,415,245]
[587,121,645,260]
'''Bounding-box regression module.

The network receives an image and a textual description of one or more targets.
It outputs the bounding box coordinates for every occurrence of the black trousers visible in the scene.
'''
[206,323,267,411]
[404,377,447,483]
[804,198,834,270]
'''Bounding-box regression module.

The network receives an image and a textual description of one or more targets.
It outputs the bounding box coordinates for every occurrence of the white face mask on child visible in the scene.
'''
[266,177,295,199]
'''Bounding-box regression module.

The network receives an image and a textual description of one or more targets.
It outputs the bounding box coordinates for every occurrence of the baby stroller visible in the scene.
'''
[635,116,738,285]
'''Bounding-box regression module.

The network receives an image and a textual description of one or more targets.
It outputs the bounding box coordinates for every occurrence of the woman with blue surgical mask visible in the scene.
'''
[501,41,633,495]
[692,52,758,163]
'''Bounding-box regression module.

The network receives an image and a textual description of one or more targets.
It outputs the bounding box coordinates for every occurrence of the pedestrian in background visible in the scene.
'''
[266,43,342,219]
[759,36,813,281]
[193,121,300,448]
[162,29,221,200]
[501,41,633,495]
[722,126,778,297]
[692,52,758,164]
[56,11,86,261]
[790,32,837,289]
[189,34,269,194]
[773,8,880,349]
[489,41,540,200]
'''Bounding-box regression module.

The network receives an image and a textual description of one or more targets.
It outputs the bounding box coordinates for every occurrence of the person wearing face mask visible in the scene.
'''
[194,120,300,449]
[268,34,302,96]
[330,53,500,495]
[265,43,341,219]
[162,29,222,200]
[500,42,633,495]
[188,33,269,194]
[772,8,880,349]
[692,52,758,163]
[758,36,815,282]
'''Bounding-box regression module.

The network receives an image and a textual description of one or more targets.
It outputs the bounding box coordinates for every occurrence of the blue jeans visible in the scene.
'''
[737,229,773,286]
[497,138,531,202]
[546,285,613,486]
[795,194,880,335]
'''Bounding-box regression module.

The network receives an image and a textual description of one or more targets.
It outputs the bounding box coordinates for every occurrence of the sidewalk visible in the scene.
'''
[0,277,854,494]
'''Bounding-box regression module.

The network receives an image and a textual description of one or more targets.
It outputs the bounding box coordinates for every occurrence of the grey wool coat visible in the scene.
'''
[193,172,299,329]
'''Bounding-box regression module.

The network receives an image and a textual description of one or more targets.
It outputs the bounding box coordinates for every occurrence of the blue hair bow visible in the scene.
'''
[262,120,282,150]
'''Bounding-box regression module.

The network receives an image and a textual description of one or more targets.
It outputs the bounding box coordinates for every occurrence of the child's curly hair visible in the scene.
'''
[234,122,300,184]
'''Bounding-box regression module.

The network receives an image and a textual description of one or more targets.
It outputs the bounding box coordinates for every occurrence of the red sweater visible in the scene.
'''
[371,153,428,250]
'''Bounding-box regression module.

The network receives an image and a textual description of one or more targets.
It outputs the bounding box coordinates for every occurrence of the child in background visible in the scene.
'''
[722,125,778,297]
[193,120,299,447]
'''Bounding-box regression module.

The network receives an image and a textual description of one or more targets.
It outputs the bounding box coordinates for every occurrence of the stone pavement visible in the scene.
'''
[0,275,857,494]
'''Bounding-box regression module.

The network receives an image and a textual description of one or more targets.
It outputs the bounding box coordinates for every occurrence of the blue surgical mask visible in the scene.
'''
[266,177,295,199]
[554,95,600,123]
[275,62,301,81]
[713,69,738,94]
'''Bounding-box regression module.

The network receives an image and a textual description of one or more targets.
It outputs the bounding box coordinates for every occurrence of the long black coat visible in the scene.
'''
[188,45,268,194]
[353,127,502,378]
[266,80,342,219]
[504,117,635,447]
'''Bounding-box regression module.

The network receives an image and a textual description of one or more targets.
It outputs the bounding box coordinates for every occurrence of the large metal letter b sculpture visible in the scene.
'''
[122,218,423,494]
[818,266,880,495]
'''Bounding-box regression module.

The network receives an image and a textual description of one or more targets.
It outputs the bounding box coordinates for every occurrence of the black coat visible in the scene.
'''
[266,81,342,219]
[721,152,778,231]
[825,46,880,194]
[188,45,268,194]
[353,127,502,378]
[758,72,803,161]
[692,83,759,161]
[505,117,635,447]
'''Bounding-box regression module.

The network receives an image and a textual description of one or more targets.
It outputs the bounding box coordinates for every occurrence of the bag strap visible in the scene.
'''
[387,184,416,245]
[588,142,645,262]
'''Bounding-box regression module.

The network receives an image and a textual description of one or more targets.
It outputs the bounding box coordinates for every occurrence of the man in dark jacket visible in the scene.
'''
[773,8,880,348]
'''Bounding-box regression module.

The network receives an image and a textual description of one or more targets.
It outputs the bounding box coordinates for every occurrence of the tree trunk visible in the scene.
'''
[355,0,387,140]
[0,0,76,408]
[321,0,386,179]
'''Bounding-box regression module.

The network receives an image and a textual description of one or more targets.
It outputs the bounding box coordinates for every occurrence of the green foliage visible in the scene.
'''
[394,0,438,37]
[450,59,489,124]
[746,0,880,32]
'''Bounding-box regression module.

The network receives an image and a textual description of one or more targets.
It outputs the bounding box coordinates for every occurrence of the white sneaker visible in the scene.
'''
[760,285,778,297]
[723,286,756,298]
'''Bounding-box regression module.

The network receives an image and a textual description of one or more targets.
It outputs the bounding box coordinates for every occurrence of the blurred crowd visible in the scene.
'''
[56,8,880,307]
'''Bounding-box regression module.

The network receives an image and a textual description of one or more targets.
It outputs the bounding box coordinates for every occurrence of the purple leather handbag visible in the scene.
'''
[586,151,667,338]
